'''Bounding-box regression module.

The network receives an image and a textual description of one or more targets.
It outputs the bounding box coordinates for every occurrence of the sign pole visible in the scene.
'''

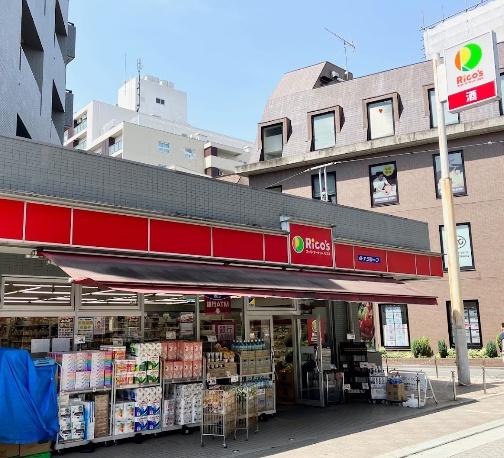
[433,53,470,386]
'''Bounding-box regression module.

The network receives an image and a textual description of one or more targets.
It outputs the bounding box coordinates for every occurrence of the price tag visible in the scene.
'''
[343,384,351,391]
[346,333,355,340]
[230,375,239,383]
[207,335,217,343]
[75,335,86,345]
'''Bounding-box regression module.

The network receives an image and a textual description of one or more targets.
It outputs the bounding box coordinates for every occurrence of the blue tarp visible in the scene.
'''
[0,348,58,444]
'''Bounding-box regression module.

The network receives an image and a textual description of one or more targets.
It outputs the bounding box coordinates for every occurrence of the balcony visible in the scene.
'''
[204,155,245,174]
[108,140,123,157]
[74,119,87,135]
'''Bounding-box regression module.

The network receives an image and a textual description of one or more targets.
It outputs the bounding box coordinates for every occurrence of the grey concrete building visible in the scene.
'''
[237,44,504,352]
[0,0,75,145]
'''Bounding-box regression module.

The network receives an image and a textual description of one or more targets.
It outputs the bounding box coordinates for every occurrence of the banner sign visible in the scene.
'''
[289,222,333,268]
[204,295,231,314]
[445,32,501,112]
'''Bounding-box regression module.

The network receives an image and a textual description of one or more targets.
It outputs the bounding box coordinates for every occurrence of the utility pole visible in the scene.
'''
[432,53,470,385]
[324,28,356,80]
[136,58,143,113]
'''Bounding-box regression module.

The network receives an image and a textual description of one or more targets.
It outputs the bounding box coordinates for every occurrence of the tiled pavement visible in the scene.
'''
[63,377,504,458]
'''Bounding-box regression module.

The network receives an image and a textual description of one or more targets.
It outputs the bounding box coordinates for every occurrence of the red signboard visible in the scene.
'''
[204,295,231,314]
[354,247,387,272]
[447,81,497,111]
[289,223,333,268]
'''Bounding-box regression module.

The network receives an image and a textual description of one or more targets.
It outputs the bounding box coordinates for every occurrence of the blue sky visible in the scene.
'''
[68,0,481,141]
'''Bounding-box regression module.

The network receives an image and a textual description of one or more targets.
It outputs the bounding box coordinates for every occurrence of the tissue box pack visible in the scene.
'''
[134,416,149,432]
[163,361,174,380]
[177,341,194,361]
[75,372,90,390]
[192,342,203,360]
[161,341,177,361]
[173,361,183,379]
[192,360,202,379]
[182,361,193,379]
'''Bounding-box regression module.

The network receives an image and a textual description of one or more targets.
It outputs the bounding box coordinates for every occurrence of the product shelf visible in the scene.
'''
[61,387,112,395]
[54,434,113,450]
[115,382,160,390]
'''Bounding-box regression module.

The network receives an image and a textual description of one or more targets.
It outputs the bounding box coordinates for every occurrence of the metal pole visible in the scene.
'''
[416,374,421,408]
[195,295,200,340]
[451,370,457,400]
[432,53,471,386]
[483,366,486,394]
[435,356,439,379]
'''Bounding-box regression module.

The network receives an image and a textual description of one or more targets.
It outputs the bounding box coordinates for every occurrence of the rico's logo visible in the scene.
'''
[292,235,331,255]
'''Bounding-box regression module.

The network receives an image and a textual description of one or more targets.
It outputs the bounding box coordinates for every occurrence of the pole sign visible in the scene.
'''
[204,295,231,314]
[445,32,501,112]
[289,222,334,268]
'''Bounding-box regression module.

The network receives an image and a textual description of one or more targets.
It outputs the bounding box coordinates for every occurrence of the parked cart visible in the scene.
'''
[234,386,258,440]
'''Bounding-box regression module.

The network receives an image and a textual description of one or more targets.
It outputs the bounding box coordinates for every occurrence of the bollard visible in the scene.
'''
[451,370,457,401]
[416,374,421,408]
[386,357,389,375]
[483,366,486,394]
[435,356,439,379]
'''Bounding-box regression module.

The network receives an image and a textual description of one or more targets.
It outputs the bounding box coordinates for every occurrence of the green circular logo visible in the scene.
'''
[292,236,304,253]
[455,43,482,71]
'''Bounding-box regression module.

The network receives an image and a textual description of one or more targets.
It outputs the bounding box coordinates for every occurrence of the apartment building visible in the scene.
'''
[64,75,252,177]
[237,44,504,351]
[0,0,75,144]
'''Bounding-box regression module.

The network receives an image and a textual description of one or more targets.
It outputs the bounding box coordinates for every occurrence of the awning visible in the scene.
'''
[40,252,437,305]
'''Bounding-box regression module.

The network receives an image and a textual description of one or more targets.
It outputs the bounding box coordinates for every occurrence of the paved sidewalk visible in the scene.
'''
[63,378,504,458]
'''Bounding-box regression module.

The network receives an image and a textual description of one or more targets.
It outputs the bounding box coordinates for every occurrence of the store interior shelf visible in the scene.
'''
[163,378,203,384]
[115,383,161,390]
[55,435,112,450]
[61,387,112,395]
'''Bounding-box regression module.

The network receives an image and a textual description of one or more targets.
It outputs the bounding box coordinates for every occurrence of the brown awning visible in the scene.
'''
[40,252,437,305]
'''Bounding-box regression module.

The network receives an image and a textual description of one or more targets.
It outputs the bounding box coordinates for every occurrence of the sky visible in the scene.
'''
[67,0,483,141]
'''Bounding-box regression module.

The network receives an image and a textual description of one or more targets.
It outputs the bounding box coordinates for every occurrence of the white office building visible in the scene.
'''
[0,0,75,144]
[65,75,252,177]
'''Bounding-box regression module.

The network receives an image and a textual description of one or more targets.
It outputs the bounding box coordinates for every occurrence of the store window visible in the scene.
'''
[428,88,459,128]
[433,150,467,198]
[369,161,399,207]
[261,123,283,160]
[367,99,395,140]
[446,300,482,348]
[379,304,410,349]
[311,171,336,204]
[158,141,170,154]
[439,222,475,271]
[312,111,336,150]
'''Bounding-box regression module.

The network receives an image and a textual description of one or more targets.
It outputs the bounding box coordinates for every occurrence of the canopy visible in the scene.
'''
[41,252,437,305]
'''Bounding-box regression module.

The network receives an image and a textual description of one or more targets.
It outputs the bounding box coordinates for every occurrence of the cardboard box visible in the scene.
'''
[19,442,51,457]
[0,444,19,458]
[386,382,406,402]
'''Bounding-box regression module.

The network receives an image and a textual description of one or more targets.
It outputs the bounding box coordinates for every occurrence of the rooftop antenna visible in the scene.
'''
[324,27,356,80]
[136,58,143,113]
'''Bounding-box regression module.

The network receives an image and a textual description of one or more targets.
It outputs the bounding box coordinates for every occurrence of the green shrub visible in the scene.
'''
[447,348,456,358]
[486,341,498,358]
[411,337,434,358]
[438,339,448,358]
[468,348,485,358]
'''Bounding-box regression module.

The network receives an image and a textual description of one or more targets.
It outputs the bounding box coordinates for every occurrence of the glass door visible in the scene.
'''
[248,317,273,350]
[295,314,325,406]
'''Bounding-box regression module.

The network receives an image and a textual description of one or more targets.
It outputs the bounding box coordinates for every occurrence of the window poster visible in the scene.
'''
[382,304,409,347]
[434,151,466,197]
[440,223,474,270]
[369,162,399,206]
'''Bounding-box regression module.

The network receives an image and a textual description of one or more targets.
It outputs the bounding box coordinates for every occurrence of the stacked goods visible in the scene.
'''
[161,341,203,381]
[171,383,203,425]
[202,388,236,415]
[100,345,126,360]
[114,357,160,387]
[94,393,110,438]
[236,350,271,376]
[116,387,162,433]
[162,399,175,428]
[51,350,113,391]
[58,401,94,443]
[205,345,237,378]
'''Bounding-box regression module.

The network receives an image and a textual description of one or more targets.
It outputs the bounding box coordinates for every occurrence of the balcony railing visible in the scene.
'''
[74,119,87,135]
[108,140,123,156]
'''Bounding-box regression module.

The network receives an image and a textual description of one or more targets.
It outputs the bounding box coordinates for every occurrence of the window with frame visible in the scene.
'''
[158,141,170,154]
[311,172,336,204]
[312,111,336,150]
[379,304,410,349]
[155,98,165,105]
[446,300,482,348]
[428,88,459,128]
[439,222,475,271]
[433,150,467,198]
[184,147,195,160]
[261,123,283,160]
[367,99,394,140]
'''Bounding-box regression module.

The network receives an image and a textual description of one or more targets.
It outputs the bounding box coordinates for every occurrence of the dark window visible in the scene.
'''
[21,0,44,92]
[266,185,282,193]
[369,161,399,207]
[312,111,336,150]
[367,99,394,140]
[379,304,410,349]
[439,222,475,271]
[16,115,31,139]
[428,88,459,128]
[261,123,283,160]
[446,300,482,349]
[433,150,467,198]
[155,98,165,105]
[311,172,336,204]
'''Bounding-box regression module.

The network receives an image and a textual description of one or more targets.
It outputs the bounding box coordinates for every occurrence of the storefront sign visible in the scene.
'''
[445,32,501,112]
[289,223,333,268]
[357,255,381,264]
[204,295,231,314]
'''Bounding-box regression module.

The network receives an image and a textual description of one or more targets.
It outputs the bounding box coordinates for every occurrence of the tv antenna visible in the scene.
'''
[324,28,355,80]
[136,58,143,112]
